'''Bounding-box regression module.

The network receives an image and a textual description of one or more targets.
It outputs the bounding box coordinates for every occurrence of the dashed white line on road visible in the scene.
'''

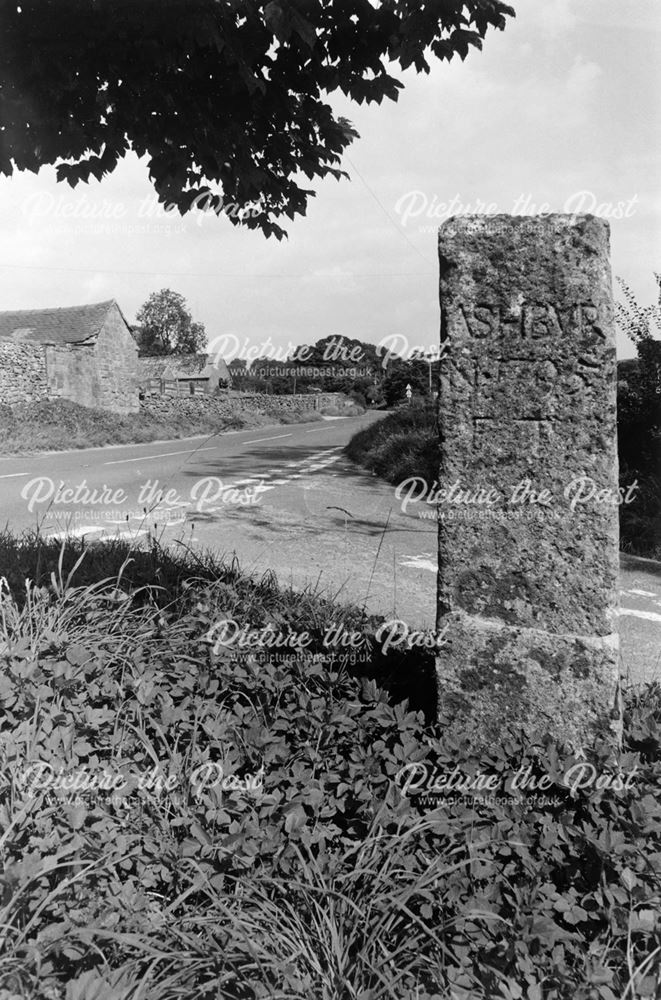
[243,433,293,444]
[285,451,339,469]
[400,554,438,573]
[47,526,105,539]
[46,525,154,543]
[306,458,341,471]
[619,608,661,624]
[96,529,151,545]
[104,446,217,465]
[42,445,348,542]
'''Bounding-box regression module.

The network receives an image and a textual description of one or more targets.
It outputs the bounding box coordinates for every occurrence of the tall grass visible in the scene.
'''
[344,402,439,485]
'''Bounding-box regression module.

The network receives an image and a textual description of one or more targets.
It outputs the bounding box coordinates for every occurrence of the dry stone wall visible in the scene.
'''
[226,391,348,412]
[0,342,50,404]
[141,391,347,420]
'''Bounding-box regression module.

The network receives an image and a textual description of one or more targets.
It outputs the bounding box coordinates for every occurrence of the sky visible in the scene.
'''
[0,0,659,360]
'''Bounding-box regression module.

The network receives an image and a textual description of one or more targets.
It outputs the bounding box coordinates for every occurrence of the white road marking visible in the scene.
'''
[0,472,30,479]
[314,456,341,466]
[37,445,344,540]
[243,433,293,444]
[104,446,216,465]
[286,447,341,465]
[47,525,155,544]
[400,555,438,573]
[619,608,661,625]
[96,529,150,545]
[47,526,105,539]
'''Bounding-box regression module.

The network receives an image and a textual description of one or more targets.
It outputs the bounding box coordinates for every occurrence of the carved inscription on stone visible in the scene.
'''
[436,214,620,749]
[447,301,607,341]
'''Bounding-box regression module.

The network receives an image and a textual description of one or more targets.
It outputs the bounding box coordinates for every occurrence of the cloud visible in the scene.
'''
[565,56,603,101]
[533,0,578,39]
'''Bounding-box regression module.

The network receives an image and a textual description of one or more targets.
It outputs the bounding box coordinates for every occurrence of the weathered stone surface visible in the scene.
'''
[139,390,348,421]
[0,342,50,404]
[0,301,137,413]
[436,214,620,748]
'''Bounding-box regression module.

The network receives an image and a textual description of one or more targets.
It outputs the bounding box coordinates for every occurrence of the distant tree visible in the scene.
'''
[383,358,429,406]
[0,1,515,239]
[134,289,206,356]
[616,274,661,347]
[615,275,661,557]
[616,275,661,405]
[292,335,372,367]
[289,335,380,394]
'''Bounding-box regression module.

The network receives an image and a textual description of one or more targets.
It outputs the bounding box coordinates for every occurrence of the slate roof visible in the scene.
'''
[166,354,211,376]
[0,300,126,345]
[137,357,171,379]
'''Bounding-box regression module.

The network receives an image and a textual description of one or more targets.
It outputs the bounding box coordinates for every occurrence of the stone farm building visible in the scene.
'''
[138,354,231,397]
[0,299,138,412]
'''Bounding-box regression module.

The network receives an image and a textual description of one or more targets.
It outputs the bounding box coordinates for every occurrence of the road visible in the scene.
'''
[619,552,661,688]
[0,411,658,685]
[0,412,437,627]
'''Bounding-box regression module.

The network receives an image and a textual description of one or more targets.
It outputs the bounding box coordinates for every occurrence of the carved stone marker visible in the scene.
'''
[436,214,620,748]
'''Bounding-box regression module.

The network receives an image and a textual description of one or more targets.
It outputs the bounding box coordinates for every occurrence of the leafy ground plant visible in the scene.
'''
[0,535,659,999]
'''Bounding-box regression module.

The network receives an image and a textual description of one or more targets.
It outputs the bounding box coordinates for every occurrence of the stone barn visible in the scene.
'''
[138,354,231,397]
[0,299,138,413]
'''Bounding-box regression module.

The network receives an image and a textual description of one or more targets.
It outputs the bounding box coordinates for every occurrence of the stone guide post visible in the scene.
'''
[435,214,621,748]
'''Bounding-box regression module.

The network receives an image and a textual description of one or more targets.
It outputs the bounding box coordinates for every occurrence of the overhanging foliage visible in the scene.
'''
[0,0,515,237]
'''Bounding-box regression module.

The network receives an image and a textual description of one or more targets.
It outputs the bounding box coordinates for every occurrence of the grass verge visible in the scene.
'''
[0,533,659,999]
[344,401,439,485]
[0,398,322,455]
